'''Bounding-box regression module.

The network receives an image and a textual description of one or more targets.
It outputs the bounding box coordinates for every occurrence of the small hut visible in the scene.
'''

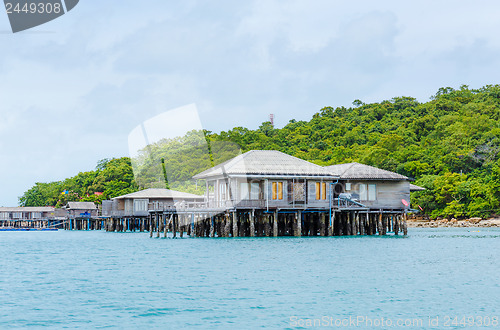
[64,202,98,218]
[325,162,411,210]
[103,188,205,217]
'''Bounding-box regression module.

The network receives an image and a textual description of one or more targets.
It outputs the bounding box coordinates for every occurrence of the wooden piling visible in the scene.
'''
[273,210,278,237]
[232,211,238,237]
[328,211,334,236]
[403,213,408,235]
[264,214,270,237]
[249,210,255,237]
[295,211,301,237]
[394,215,400,235]
[378,213,383,236]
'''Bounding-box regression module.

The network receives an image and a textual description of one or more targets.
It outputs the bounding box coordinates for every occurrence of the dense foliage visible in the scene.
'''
[20,85,500,218]
[206,84,500,218]
[19,158,137,207]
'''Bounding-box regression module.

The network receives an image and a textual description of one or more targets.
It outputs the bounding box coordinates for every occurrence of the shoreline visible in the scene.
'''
[408,218,500,228]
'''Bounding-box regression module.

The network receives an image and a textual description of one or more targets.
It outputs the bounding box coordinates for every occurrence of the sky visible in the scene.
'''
[2,0,500,206]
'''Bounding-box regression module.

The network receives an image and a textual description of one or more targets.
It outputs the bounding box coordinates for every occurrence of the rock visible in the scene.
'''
[468,217,482,224]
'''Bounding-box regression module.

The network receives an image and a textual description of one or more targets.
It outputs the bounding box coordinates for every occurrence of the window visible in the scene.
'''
[240,182,249,200]
[133,199,148,212]
[219,182,227,200]
[272,181,283,200]
[368,184,376,201]
[315,182,327,200]
[345,183,351,191]
[250,182,260,200]
[359,184,367,200]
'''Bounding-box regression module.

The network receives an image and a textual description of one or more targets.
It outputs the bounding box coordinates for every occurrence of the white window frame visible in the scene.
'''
[240,182,250,200]
[133,199,148,212]
[359,184,367,201]
[368,184,377,201]
[250,182,260,200]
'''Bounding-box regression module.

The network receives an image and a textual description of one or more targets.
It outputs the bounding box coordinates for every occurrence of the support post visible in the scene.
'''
[378,212,383,236]
[232,211,238,237]
[210,214,215,238]
[249,210,255,237]
[295,211,302,237]
[403,213,408,235]
[273,210,278,237]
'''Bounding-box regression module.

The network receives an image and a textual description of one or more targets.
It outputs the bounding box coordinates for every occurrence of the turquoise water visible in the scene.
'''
[0,229,499,329]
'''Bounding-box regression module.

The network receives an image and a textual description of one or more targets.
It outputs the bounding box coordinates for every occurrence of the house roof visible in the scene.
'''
[65,202,97,210]
[192,150,336,179]
[325,162,409,181]
[410,184,425,191]
[0,207,55,212]
[112,188,204,200]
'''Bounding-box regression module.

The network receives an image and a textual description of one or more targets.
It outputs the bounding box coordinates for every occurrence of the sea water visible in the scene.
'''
[0,229,499,329]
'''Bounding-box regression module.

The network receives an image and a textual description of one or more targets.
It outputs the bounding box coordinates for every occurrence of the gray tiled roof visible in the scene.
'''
[0,207,55,212]
[112,188,204,200]
[410,184,425,191]
[193,150,336,179]
[65,202,97,210]
[325,162,409,180]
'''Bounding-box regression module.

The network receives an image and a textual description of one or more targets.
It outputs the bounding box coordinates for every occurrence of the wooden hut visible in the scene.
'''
[64,202,98,218]
[99,188,204,233]
[0,207,63,229]
[325,162,411,211]
[103,188,205,217]
[192,150,338,210]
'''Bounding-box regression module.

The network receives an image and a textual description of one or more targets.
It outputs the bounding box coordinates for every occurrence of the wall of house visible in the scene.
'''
[230,178,334,208]
[344,180,410,209]
[307,180,333,208]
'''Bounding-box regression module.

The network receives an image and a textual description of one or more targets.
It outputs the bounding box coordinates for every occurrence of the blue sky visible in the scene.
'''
[2,0,500,205]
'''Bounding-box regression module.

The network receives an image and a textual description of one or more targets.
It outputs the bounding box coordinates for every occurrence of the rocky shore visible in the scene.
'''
[408,217,500,228]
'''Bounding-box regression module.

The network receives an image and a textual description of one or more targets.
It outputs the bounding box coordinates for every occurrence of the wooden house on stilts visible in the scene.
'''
[147,150,411,237]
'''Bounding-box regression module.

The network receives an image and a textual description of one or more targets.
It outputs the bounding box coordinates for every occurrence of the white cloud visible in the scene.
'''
[2,0,500,205]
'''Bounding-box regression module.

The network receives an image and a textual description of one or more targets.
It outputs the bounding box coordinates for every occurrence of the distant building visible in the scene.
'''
[0,207,57,221]
[64,202,98,218]
[102,188,205,217]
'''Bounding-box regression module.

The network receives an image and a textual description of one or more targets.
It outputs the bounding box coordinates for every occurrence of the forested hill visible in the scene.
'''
[20,85,500,218]
[19,158,137,207]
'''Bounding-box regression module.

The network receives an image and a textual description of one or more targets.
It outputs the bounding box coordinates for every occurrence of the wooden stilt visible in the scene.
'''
[163,214,168,238]
[403,213,408,235]
[394,215,400,235]
[232,211,238,237]
[273,210,278,237]
[297,211,303,237]
[328,211,334,236]
[378,213,383,236]
[149,214,153,238]
[319,212,326,236]
[249,210,255,237]
[353,212,359,236]
[264,214,270,237]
